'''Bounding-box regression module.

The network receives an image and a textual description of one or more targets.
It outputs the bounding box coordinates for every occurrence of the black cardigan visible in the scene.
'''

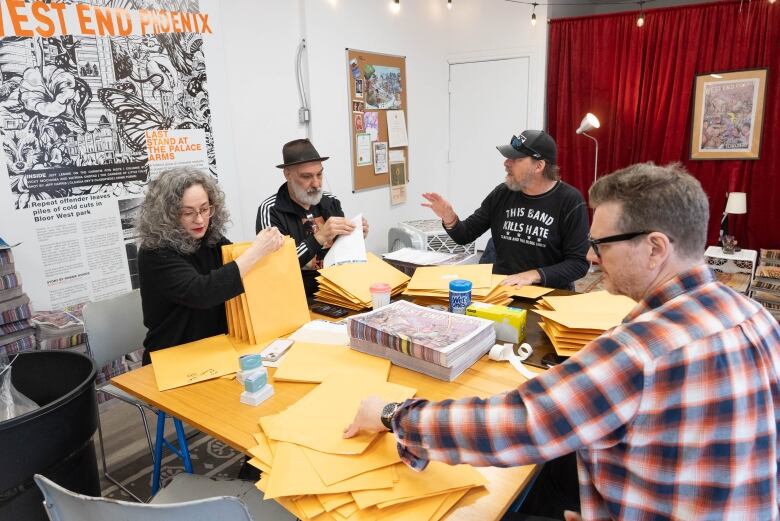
[138,237,243,363]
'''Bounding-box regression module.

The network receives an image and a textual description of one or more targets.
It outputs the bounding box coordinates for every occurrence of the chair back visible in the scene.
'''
[83,289,146,369]
[34,474,253,521]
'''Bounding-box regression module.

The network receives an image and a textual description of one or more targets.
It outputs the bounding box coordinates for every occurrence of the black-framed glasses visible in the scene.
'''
[588,231,651,258]
[179,205,214,222]
[510,135,543,160]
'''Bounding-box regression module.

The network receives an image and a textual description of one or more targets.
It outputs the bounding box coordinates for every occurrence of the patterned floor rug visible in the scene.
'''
[574,268,605,294]
[101,432,246,501]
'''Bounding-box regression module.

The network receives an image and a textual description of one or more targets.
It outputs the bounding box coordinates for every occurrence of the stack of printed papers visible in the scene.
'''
[246,372,487,520]
[533,291,636,356]
[222,238,310,345]
[347,300,496,381]
[402,264,554,307]
[315,253,410,310]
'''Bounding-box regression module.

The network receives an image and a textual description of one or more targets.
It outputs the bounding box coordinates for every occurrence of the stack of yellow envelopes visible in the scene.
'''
[222,238,310,345]
[246,371,487,520]
[533,290,637,356]
[402,264,553,307]
[315,253,410,310]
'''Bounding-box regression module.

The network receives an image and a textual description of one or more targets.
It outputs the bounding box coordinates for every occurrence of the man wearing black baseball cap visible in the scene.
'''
[257,139,369,298]
[422,129,589,289]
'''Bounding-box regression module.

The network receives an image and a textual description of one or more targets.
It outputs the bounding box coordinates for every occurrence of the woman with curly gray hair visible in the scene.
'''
[137,167,284,364]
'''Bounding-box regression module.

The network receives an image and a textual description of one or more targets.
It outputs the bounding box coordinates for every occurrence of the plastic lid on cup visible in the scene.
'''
[369,282,391,294]
[449,279,472,291]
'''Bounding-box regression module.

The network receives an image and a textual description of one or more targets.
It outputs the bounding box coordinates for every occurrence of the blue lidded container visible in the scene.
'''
[448,279,472,314]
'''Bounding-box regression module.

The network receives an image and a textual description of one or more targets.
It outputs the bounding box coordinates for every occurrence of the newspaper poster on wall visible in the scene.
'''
[0,0,216,310]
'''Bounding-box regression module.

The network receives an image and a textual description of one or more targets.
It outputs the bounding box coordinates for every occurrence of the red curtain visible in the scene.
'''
[547,0,780,249]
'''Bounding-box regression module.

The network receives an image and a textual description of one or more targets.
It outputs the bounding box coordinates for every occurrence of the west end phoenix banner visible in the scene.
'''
[0,0,217,310]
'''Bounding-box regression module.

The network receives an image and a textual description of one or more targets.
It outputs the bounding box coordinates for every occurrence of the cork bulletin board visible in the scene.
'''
[346,48,408,192]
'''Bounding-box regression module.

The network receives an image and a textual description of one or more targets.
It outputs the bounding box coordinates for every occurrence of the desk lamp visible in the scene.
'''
[720,192,746,252]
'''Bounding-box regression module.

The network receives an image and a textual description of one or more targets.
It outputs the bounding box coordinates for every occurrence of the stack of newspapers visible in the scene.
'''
[347,300,496,381]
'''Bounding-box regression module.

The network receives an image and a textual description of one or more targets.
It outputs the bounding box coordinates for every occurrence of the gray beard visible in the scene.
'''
[504,178,525,192]
[290,184,323,206]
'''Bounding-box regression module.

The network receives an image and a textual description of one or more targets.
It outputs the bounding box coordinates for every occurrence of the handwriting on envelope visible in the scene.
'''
[150,334,239,391]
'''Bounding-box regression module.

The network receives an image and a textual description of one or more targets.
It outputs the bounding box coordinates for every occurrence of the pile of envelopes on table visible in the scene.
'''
[247,343,487,521]
[314,253,410,311]
[222,238,311,345]
[533,290,637,357]
[402,264,554,307]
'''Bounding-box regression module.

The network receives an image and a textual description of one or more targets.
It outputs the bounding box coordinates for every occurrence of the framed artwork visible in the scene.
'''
[690,68,767,160]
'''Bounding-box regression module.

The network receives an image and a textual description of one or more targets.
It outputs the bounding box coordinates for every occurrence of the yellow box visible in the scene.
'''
[466,303,527,343]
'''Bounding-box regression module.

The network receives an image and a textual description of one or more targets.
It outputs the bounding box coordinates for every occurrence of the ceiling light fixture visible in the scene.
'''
[531,2,538,25]
[637,1,645,26]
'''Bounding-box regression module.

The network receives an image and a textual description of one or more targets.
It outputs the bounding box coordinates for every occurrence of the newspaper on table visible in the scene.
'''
[347,301,495,381]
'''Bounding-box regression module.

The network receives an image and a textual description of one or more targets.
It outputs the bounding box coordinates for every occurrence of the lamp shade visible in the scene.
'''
[576,113,600,134]
[725,192,747,214]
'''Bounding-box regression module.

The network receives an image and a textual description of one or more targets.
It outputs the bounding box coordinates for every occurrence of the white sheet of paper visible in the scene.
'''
[356,133,372,165]
[323,214,367,268]
[386,110,408,147]
[389,150,405,163]
[288,320,350,345]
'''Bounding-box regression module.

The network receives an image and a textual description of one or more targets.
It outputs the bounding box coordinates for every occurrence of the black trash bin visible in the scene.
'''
[0,350,99,521]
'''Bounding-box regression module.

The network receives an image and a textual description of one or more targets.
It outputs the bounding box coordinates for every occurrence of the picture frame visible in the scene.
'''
[690,68,767,160]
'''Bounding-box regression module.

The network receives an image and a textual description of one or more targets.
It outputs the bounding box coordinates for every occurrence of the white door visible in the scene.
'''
[448,57,531,250]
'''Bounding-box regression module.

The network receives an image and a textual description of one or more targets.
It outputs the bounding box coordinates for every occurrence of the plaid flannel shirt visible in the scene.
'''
[393,265,780,520]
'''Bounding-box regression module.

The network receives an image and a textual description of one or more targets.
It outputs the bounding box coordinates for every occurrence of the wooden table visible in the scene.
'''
[111,299,564,520]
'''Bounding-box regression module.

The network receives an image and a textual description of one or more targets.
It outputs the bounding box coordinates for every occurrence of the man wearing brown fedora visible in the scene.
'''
[257,138,368,299]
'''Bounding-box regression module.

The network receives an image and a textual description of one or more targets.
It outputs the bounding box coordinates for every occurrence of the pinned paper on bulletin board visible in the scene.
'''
[346,48,408,191]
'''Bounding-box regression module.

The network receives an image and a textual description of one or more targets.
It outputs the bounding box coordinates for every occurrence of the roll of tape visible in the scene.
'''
[489,343,538,380]
[489,344,514,362]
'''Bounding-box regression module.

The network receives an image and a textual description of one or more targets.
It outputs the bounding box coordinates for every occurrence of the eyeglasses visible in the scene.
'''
[180,206,214,221]
[509,135,543,160]
[588,231,652,258]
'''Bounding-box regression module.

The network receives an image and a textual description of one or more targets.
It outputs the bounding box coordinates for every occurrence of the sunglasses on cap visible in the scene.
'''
[509,135,544,160]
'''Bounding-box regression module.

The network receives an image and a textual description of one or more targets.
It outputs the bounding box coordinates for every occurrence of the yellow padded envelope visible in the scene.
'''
[301,432,401,486]
[273,342,391,383]
[407,263,493,291]
[502,285,556,300]
[533,309,627,331]
[150,334,238,391]
[377,489,468,521]
[352,460,486,509]
[319,493,354,512]
[263,441,395,499]
[267,374,416,455]
[318,253,410,305]
[294,495,325,519]
[540,290,636,315]
[226,238,310,344]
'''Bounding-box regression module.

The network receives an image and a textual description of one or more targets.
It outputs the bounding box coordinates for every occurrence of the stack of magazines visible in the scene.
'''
[347,300,496,381]
[0,240,35,358]
[32,304,87,353]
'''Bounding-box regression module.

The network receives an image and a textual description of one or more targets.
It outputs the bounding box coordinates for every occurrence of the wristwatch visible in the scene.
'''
[380,402,402,432]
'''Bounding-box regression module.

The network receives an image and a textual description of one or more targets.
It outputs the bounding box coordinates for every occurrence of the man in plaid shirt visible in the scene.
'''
[345,163,780,520]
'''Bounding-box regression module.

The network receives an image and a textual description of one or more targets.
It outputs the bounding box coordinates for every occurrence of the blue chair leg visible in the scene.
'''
[151,412,194,495]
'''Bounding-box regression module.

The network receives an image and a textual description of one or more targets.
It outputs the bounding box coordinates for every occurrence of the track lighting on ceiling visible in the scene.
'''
[531,2,538,25]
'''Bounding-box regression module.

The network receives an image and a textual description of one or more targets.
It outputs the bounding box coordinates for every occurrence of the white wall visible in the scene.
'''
[214,0,548,254]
